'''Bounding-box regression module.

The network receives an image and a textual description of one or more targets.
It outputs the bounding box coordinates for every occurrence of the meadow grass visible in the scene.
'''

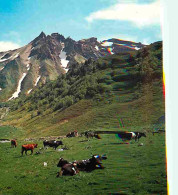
[0,126,166,195]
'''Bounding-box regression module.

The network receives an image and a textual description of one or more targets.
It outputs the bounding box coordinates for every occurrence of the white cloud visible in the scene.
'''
[0,41,20,52]
[86,0,161,27]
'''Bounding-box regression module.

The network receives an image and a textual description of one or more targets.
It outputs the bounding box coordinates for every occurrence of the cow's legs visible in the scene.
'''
[59,170,63,176]
[56,170,63,177]
[31,149,33,155]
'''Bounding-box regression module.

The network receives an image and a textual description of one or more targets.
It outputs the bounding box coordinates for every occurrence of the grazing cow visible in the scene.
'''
[117,132,135,141]
[66,130,78,138]
[117,132,146,142]
[11,139,17,148]
[43,140,63,150]
[84,131,101,139]
[21,144,38,155]
[135,132,146,142]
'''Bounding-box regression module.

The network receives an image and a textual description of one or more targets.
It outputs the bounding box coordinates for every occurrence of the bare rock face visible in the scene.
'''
[0,32,144,101]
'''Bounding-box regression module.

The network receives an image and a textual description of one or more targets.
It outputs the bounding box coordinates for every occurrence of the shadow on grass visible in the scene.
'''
[109,143,130,145]
[78,140,89,142]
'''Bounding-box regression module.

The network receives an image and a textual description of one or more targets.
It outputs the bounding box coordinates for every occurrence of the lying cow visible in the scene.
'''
[117,131,146,142]
[73,155,106,172]
[11,139,17,148]
[57,154,107,176]
[43,140,63,150]
[21,144,38,155]
[66,130,78,138]
[56,158,79,176]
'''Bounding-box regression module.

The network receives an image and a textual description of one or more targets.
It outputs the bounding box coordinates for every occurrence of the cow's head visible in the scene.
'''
[91,155,102,164]
[34,144,38,148]
[57,158,68,167]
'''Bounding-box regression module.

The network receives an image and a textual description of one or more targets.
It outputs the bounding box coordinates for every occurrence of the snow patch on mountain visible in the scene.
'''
[8,73,27,100]
[27,89,32,94]
[59,49,69,72]
[134,47,140,50]
[0,58,8,62]
[0,67,4,71]
[35,76,41,86]
[13,53,19,59]
[26,64,30,71]
[0,52,19,63]
[95,46,99,51]
[101,41,113,47]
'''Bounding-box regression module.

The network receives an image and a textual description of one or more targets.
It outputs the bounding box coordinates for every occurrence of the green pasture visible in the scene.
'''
[0,126,167,195]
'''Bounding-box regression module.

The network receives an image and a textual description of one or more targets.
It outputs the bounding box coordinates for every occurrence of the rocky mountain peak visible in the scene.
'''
[0,31,145,101]
[51,33,65,42]
[31,31,47,46]
[38,31,46,39]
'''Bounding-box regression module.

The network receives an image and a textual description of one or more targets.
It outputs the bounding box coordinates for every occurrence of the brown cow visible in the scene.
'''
[11,139,17,148]
[21,144,38,155]
[56,158,79,176]
[66,130,78,138]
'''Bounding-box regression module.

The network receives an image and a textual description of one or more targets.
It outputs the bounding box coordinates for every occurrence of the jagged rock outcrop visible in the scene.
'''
[0,32,145,101]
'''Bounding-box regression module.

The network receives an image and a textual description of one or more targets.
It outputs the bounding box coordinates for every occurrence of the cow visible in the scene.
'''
[11,139,17,148]
[73,155,106,172]
[21,144,38,156]
[56,163,79,177]
[56,158,79,176]
[84,131,101,139]
[43,140,63,150]
[66,130,78,138]
[117,131,146,142]
[135,132,146,142]
[57,154,107,176]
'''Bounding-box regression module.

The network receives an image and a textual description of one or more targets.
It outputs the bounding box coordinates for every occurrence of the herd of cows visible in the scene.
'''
[9,130,147,176]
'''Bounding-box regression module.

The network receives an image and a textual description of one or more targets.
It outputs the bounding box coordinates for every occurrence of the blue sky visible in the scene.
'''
[0,0,162,51]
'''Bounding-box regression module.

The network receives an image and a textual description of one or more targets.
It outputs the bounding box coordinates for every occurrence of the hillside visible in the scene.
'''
[2,41,164,138]
[0,41,166,195]
[0,33,144,102]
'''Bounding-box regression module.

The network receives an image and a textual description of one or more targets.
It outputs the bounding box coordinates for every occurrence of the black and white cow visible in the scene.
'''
[43,140,63,150]
[56,154,107,176]
[117,131,146,142]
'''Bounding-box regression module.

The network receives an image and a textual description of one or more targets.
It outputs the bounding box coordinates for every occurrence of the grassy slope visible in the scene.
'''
[2,78,164,139]
[0,126,166,195]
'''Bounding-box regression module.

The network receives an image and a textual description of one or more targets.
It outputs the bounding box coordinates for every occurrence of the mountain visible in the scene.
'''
[101,38,144,53]
[2,41,163,137]
[0,32,145,101]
